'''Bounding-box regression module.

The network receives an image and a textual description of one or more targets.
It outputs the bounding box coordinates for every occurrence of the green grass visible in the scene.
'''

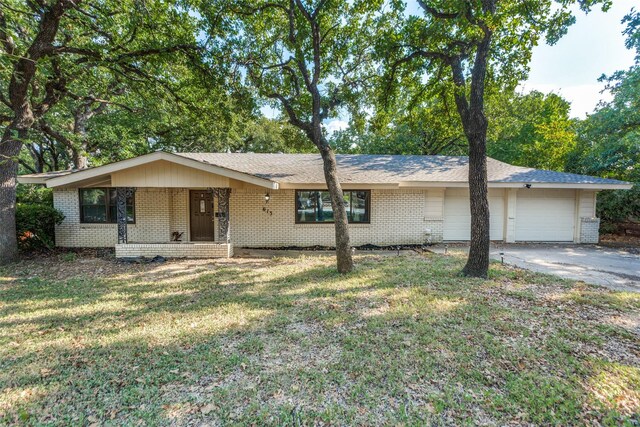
[0,252,638,425]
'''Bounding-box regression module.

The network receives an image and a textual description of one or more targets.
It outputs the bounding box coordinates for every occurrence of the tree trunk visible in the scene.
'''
[448,27,493,279]
[0,126,27,264]
[73,104,93,169]
[76,154,89,169]
[461,130,490,278]
[319,144,354,273]
[0,0,70,264]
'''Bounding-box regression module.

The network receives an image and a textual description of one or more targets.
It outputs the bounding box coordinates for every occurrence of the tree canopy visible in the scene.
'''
[1,0,637,266]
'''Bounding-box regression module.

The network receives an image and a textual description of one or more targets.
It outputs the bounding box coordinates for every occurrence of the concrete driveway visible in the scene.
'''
[433,244,640,292]
[492,244,640,292]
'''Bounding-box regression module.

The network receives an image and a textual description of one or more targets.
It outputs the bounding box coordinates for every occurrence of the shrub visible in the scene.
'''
[15,203,65,251]
[16,184,53,205]
[597,184,640,234]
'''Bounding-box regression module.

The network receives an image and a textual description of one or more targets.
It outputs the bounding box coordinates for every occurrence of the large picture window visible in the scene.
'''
[79,188,135,224]
[296,190,370,224]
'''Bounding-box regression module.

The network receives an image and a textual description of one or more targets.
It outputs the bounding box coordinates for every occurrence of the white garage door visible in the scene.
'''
[443,189,504,241]
[515,189,575,242]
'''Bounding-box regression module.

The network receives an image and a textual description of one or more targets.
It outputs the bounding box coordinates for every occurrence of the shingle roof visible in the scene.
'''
[17,152,631,189]
[175,153,628,186]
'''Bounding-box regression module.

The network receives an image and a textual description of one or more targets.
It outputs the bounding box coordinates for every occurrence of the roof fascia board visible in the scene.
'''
[399,181,632,190]
[44,152,278,189]
[278,183,399,190]
[489,182,633,190]
[398,182,465,188]
[17,176,49,184]
[46,152,164,188]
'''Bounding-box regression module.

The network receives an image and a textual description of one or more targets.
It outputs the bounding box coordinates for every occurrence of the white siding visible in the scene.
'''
[578,190,596,218]
[111,160,229,188]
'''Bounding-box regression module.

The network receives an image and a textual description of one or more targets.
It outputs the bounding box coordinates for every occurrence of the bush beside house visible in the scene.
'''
[597,185,640,235]
[15,185,64,251]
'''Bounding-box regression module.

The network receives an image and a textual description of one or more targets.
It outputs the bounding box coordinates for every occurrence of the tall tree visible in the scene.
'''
[0,0,215,263]
[568,8,640,228]
[332,82,467,156]
[0,0,78,264]
[214,0,380,273]
[381,0,609,278]
[488,90,577,172]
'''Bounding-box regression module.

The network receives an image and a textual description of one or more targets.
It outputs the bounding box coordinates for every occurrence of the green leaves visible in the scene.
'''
[487,90,577,171]
[212,0,382,136]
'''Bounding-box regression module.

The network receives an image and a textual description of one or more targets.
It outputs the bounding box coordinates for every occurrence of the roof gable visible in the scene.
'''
[33,152,279,189]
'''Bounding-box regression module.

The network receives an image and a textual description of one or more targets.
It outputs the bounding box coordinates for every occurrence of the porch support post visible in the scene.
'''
[117,187,136,244]
[207,187,232,243]
[218,188,231,243]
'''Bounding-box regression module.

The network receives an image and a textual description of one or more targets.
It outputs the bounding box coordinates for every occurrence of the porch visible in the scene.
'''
[114,186,233,258]
[115,242,233,258]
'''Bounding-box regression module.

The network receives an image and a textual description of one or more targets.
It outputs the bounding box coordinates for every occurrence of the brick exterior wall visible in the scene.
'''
[54,188,171,247]
[230,189,437,247]
[579,217,600,244]
[53,187,441,249]
[169,188,189,241]
[115,243,232,258]
[53,186,602,251]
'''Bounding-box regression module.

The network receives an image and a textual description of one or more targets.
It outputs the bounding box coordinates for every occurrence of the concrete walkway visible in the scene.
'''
[431,243,640,292]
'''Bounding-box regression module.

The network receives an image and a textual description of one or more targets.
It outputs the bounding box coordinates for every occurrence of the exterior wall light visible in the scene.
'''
[264,193,270,203]
[524,184,532,189]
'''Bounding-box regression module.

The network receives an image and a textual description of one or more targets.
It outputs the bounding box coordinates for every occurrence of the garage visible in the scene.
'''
[515,189,576,242]
[443,189,505,241]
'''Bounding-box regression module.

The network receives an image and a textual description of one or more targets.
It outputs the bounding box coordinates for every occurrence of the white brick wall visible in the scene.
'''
[169,188,189,241]
[52,186,604,250]
[115,243,232,258]
[579,217,600,244]
[54,188,171,247]
[53,187,441,248]
[230,189,437,247]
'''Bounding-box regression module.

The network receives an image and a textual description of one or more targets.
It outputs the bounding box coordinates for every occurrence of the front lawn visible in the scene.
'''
[1,252,638,425]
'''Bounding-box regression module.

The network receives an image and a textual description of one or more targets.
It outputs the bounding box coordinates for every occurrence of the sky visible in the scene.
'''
[265,0,638,128]
[522,0,637,118]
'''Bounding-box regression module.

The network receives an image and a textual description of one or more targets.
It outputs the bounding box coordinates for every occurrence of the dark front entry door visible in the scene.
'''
[190,190,215,241]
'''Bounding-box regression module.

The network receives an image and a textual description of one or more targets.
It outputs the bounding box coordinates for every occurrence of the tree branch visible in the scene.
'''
[449,55,470,122]
[32,59,68,117]
[37,119,76,151]
[267,92,310,132]
[0,7,16,55]
[417,0,460,19]
[18,158,37,174]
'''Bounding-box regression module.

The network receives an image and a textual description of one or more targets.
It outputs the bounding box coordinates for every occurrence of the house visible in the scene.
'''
[18,151,632,258]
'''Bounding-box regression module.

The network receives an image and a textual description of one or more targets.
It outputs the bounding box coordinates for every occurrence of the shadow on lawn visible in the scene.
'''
[0,254,638,425]
[0,256,455,334]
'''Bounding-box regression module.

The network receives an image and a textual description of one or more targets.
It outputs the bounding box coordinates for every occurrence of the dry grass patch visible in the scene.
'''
[0,252,638,425]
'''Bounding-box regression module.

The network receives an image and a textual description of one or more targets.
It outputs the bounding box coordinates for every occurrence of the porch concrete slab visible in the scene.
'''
[429,243,640,292]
